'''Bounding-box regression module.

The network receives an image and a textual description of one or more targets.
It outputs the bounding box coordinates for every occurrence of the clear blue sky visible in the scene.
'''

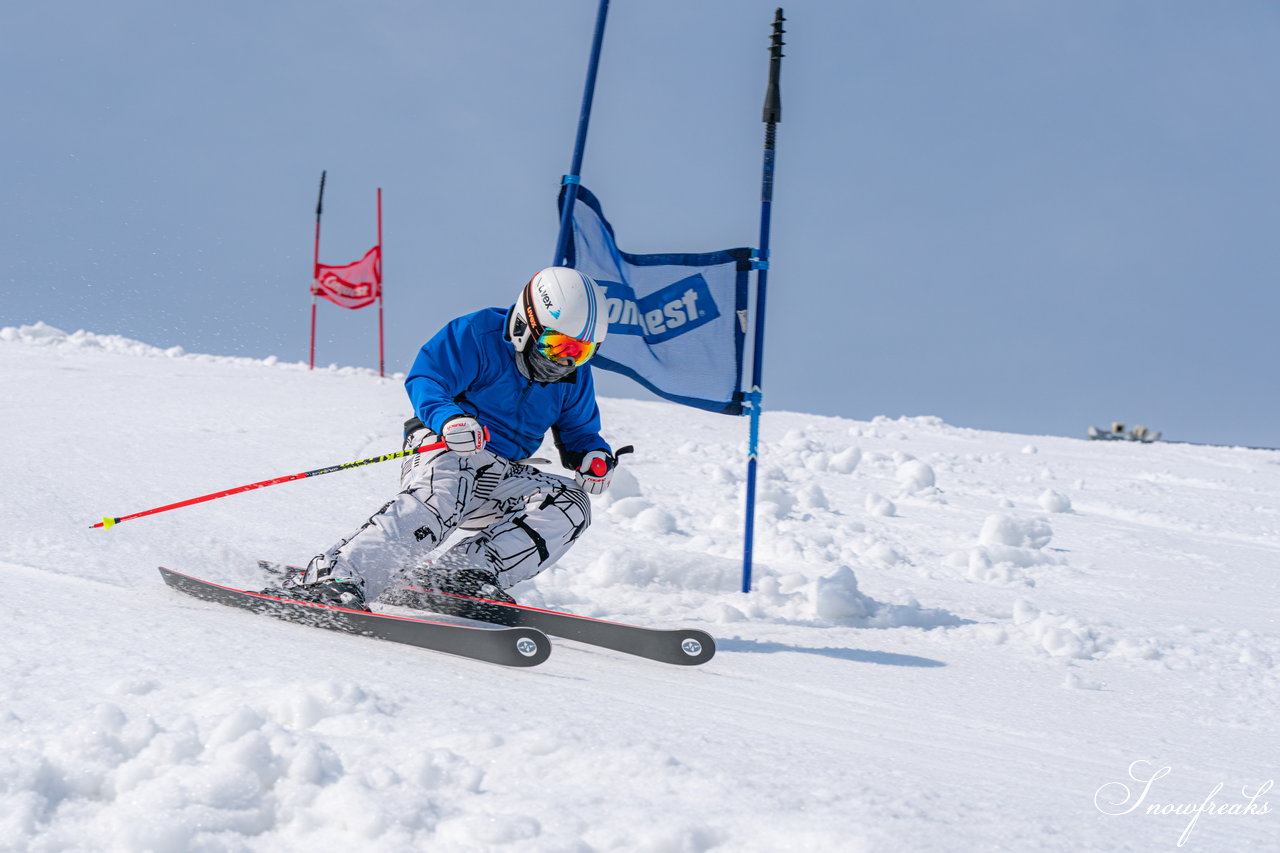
[4,1,1277,447]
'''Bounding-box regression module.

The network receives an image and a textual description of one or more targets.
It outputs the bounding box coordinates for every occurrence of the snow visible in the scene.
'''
[1039,488,1073,513]
[2,321,1277,852]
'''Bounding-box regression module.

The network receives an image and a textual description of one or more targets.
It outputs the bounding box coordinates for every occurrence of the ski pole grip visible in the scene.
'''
[591,445,632,477]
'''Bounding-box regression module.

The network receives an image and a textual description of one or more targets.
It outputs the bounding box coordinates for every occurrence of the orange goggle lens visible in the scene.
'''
[536,330,598,367]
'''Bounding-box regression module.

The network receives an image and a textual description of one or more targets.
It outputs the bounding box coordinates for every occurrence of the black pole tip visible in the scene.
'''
[769,9,786,59]
[763,8,785,124]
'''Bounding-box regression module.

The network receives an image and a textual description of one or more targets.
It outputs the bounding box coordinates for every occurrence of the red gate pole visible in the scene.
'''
[310,170,326,370]
[377,187,385,378]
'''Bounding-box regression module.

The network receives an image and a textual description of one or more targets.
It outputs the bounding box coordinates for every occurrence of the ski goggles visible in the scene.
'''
[536,329,599,367]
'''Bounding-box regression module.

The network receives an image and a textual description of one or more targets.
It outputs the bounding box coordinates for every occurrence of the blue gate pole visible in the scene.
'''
[553,0,611,267]
[743,8,785,593]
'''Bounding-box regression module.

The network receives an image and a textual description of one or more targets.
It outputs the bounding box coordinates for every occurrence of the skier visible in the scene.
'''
[279,266,620,611]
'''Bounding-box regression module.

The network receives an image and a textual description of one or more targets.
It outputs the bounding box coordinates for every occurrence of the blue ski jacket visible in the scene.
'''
[405,307,611,462]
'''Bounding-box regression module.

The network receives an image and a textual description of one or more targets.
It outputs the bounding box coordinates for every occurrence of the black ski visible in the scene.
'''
[255,560,715,666]
[384,585,716,666]
[159,567,550,668]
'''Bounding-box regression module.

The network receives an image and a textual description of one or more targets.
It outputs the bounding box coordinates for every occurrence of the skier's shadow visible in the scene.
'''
[715,638,946,667]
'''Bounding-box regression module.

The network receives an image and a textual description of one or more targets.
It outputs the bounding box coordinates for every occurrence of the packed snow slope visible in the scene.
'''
[2,322,1277,853]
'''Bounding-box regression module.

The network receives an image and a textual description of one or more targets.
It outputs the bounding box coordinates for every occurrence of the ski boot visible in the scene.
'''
[382,566,514,617]
[427,568,516,604]
[266,574,370,612]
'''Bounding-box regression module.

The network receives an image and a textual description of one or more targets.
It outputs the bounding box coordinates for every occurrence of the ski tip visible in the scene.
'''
[511,629,553,667]
[677,631,716,665]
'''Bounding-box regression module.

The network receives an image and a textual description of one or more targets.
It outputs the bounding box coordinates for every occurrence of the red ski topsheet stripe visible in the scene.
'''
[400,585,640,628]
[261,562,651,629]
[162,568,487,629]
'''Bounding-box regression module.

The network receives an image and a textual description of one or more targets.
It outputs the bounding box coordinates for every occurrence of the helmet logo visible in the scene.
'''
[534,280,562,319]
[537,287,561,319]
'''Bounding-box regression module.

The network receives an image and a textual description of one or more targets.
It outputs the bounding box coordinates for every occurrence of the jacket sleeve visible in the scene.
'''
[405,319,486,434]
[552,368,611,468]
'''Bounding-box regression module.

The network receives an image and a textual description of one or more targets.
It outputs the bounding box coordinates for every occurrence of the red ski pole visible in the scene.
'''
[91,433,478,530]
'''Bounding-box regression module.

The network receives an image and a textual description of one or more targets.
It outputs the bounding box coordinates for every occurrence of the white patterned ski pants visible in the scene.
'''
[307,424,592,600]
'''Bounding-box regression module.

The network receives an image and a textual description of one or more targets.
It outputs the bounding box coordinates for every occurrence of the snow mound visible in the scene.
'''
[0,683,497,851]
[829,446,862,474]
[0,322,395,378]
[808,566,963,628]
[978,514,1053,549]
[2,320,190,357]
[865,493,897,517]
[895,459,936,493]
[941,514,1064,587]
[1038,489,1072,513]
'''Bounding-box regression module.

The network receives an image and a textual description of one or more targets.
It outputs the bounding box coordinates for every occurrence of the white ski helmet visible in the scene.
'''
[506,267,608,368]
